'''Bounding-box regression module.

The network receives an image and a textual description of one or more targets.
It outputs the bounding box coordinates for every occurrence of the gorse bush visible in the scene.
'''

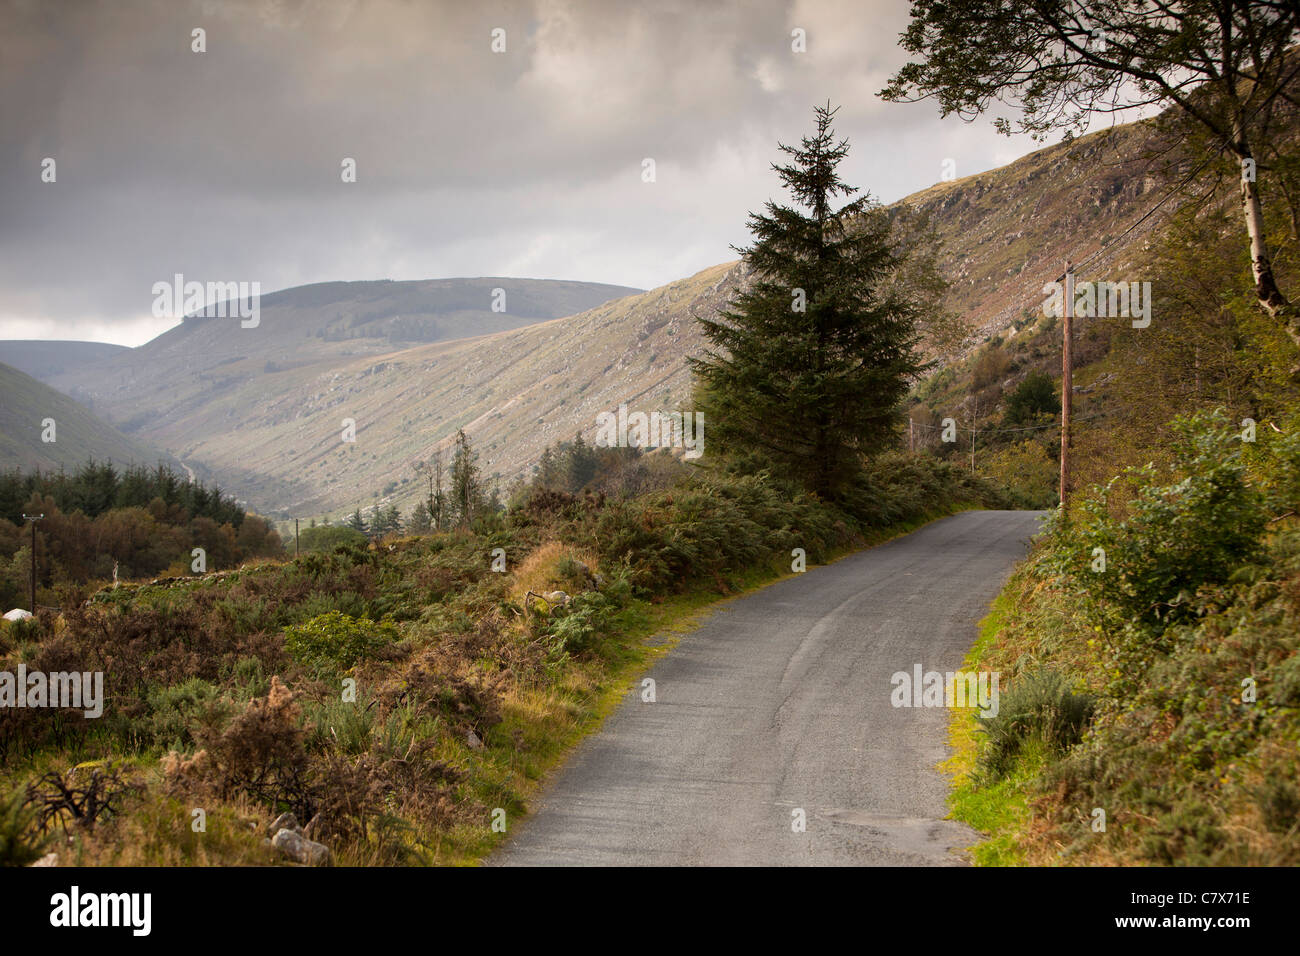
[282,611,400,674]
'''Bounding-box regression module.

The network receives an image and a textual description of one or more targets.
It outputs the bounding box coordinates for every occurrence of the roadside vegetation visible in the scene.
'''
[0,448,1001,866]
[951,411,1300,864]
[936,162,1300,866]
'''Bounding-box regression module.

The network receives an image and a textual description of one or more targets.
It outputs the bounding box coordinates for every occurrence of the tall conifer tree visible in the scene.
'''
[692,103,925,497]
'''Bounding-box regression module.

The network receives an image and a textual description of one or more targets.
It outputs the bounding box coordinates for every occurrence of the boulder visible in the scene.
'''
[272,828,331,866]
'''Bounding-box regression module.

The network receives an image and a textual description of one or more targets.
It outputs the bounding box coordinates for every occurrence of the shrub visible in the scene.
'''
[979,667,1095,779]
[1049,410,1266,643]
[297,524,367,553]
[142,678,228,752]
[0,787,49,866]
[283,611,400,674]
[1004,370,1060,426]
[24,763,146,835]
[164,676,315,820]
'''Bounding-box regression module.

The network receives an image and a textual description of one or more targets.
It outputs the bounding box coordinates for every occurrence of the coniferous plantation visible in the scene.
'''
[0,463,282,607]
[1,1,1299,932]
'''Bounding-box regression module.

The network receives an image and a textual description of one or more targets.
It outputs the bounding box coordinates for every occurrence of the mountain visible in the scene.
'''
[36,112,1208,519]
[898,118,1182,344]
[0,362,167,472]
[46,277,641,428]
[148,263,738,517]
[0,340,129,383]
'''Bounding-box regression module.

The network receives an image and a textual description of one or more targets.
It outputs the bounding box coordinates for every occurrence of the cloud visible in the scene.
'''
[0,0,1046,345]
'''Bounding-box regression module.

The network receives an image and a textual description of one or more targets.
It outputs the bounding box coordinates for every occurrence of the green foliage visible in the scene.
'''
[449,429,489,527]
[983,439,1057,509]
[1003,370,1059,426]
[0,462,282,588]
[297,523,367,553]
[979,668,1095,780]
[282,611,399,674]
[963,408,1300,865]
[1047,411,1266,676]
[142,678,227,753]
[546,586,628,656]
[692,103,928,498]
[406,500,432,533]
[0,786,49,866]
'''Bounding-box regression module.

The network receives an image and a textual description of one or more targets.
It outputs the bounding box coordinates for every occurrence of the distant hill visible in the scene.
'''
[0,340,129,383]
[136,263,739,517]
[0,362,167,473]
[47,277,642,429]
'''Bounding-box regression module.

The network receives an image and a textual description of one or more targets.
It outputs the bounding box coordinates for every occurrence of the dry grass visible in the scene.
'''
[508,541,601,606]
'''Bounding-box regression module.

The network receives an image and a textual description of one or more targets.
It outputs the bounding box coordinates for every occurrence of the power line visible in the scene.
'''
[909,410,1107,437]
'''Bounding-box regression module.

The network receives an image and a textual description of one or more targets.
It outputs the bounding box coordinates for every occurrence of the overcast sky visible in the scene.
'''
[2,0,1054,347]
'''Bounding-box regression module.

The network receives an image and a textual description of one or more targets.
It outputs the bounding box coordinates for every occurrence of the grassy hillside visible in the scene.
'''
[0,363,167,472]
[47,277,641,439]
[107,263,739,520]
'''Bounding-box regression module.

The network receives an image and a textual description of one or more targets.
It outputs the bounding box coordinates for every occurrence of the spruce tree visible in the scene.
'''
[407,499,432,532]
[691,103,926,498]
[566,433,599,492]
[448,429,485,526]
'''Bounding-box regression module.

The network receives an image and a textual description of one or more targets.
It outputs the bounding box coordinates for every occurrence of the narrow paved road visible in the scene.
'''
[493,510,1044,866]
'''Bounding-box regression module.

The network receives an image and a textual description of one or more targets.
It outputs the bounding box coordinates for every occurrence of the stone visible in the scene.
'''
[272,828,331,866]
[270,811,301,834]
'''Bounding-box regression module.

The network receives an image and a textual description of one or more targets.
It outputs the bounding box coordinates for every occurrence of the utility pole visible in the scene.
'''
[21,513,43,613]
[1060,262,1074,510]
[909,417,915,455]
[295,518,300,557]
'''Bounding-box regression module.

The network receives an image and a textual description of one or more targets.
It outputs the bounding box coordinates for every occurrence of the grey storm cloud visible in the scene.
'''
[0,0,1043,345]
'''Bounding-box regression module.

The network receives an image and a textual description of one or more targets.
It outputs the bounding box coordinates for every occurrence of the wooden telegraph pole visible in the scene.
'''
[1059,263,1074,509]
[22,513,43,613]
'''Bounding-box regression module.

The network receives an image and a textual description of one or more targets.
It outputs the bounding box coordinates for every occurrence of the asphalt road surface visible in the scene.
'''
[492,509,1045,866]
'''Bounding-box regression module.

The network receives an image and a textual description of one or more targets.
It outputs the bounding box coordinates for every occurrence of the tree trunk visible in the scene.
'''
[1241,173,1289,313]
[1234,130,1298,350]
